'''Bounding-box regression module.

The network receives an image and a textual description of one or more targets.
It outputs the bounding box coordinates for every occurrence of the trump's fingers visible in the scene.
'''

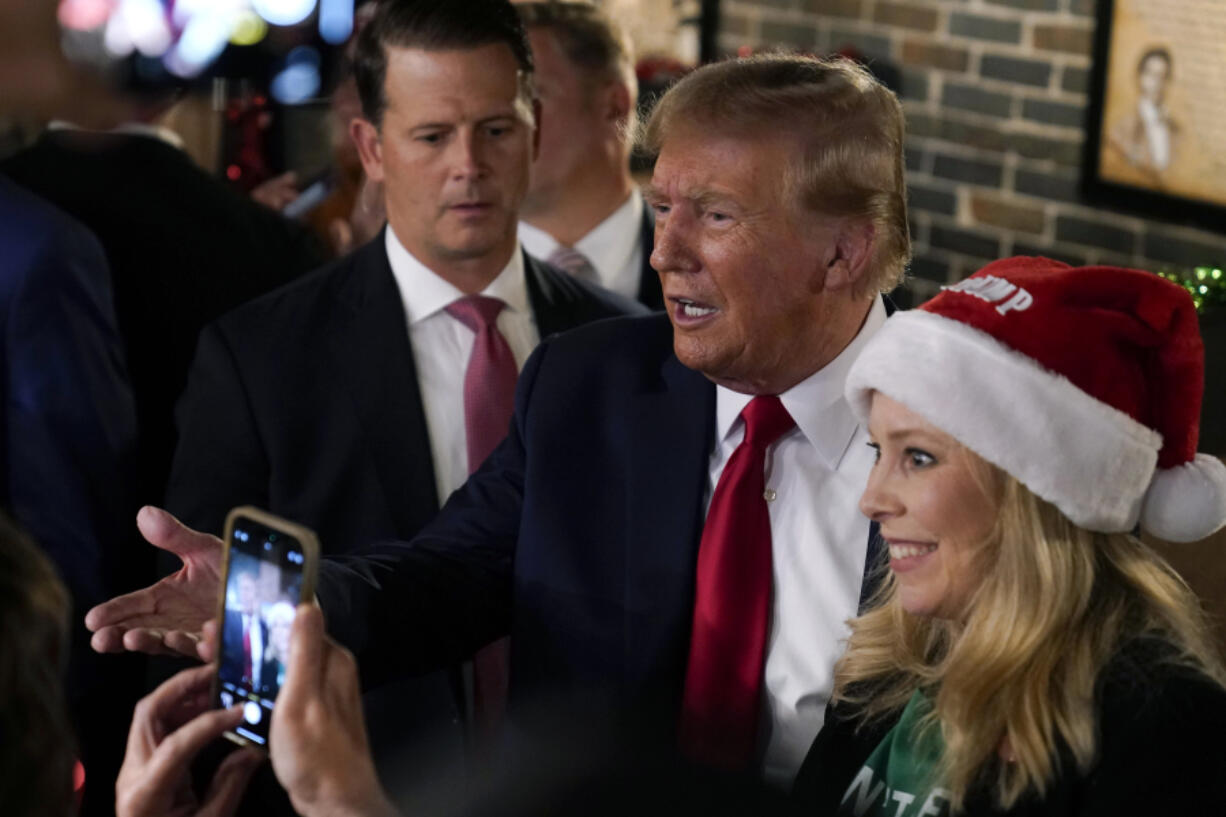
[85,589,155,632]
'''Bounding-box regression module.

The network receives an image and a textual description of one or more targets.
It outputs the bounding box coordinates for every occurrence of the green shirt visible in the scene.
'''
[837,690,951,817]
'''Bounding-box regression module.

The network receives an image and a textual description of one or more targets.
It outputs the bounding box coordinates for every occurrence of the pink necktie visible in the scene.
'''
[445,294,518,745]
[547,246,599,284]
[446,295,519,473]
[679,395,795,770]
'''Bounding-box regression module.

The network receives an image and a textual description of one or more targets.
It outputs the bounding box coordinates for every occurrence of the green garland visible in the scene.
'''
[1158,267,1226,315]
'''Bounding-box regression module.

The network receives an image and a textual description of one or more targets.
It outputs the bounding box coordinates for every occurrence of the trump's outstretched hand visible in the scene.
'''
[86,506,222,658]
[271,605,399,817]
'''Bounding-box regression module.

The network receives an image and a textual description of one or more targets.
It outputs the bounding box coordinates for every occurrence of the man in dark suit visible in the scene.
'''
[0,112,327,512]
[0,177,141,817]
[90,52,908,794]
[162,0,642,786]
[220,570,267,690]
[514,1,662,310]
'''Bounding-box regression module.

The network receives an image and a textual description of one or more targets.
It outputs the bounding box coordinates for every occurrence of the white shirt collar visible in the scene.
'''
[715,296,888,468]
[47,120,186,151]
[518,188,643,284]
[384,225,530,326]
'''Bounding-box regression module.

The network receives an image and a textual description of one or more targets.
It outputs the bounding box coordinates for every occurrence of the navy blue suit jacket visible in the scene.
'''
[0,177,136,611]
[317,311,883,750]
[0,178,139,817]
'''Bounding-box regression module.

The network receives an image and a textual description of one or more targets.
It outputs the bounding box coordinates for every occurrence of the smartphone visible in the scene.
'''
[281,168,335,220]
[213,506,319,749]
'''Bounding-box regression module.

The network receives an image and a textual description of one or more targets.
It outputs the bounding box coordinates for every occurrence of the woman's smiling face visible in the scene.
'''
[859,393,1000,620]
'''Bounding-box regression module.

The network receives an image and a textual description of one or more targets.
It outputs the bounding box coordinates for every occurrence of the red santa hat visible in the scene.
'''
[845,256,1226,542]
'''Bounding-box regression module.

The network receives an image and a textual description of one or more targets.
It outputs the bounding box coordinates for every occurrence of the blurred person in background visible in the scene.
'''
[0,91,328,515]
[0,174,138,817]
[0,511,79,817]
[514,0,662,309]
[252,2,388,258]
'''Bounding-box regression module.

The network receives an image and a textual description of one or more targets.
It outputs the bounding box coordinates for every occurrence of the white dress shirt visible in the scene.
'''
[518,188,646,300]
[384,227,540,504]
[705,297,887,786]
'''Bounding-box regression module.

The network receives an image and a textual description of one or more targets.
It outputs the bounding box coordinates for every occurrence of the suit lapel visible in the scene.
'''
[524,251,579,337]
[326,237,440,539]
[624,345,715,696]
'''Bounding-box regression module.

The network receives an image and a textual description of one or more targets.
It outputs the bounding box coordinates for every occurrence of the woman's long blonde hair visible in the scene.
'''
[833,456,1226,812]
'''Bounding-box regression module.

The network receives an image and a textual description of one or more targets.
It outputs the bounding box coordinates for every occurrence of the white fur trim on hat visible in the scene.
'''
[1141,454,1226,542]
[846,311,1162,534]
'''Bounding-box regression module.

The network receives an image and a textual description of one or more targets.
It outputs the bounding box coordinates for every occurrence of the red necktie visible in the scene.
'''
[242,616,253,682]
[679,395,796,770]
[446,294,519,743]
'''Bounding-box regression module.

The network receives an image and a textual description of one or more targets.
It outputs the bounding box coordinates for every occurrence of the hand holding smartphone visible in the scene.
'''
[213,506,319,749]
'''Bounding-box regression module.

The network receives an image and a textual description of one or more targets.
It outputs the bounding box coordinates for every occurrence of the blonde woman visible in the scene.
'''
[796,257,1226,815]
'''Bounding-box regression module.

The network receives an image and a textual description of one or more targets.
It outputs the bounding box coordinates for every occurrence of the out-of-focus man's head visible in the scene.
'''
[514,1,637,215]
[0,512,73,817]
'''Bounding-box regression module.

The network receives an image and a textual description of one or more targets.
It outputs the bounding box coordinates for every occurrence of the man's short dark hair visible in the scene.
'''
[354,0,535,127]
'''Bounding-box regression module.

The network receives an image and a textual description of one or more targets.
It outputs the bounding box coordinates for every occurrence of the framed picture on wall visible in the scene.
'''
[1083,0,1226,231]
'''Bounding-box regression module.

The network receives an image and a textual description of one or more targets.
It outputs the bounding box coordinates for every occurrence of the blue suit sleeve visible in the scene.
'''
[3,201,137,609]
[314,333,551,687]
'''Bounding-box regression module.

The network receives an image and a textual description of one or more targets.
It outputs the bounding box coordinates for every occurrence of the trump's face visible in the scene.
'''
[646,128,847,395]
[236,573,258,615]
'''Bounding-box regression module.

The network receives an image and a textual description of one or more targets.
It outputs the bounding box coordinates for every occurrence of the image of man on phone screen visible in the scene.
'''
[221,567,267,693]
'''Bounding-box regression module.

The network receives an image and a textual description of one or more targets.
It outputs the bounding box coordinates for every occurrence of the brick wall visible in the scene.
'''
[718,0,1226,302]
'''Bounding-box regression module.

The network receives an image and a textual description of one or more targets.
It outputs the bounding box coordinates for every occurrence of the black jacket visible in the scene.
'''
[794,638,1226,815]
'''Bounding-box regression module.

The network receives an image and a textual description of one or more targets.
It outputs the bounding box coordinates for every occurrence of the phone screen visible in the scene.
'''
[215,514,309,747]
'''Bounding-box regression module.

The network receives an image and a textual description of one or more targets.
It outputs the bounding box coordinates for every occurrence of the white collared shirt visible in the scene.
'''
[518,188,646,300]
[384,227,540,504]
[705,297,887,787]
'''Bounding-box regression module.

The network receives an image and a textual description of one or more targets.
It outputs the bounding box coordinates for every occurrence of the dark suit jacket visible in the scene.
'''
[636,202,663,310]
[0,176,136,613]
[793,639,1226,815]
[1,130,326,509]
[167,234,643,784]
[0,179,141,817]
[316,311,883,754]
[166,233,645,548]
